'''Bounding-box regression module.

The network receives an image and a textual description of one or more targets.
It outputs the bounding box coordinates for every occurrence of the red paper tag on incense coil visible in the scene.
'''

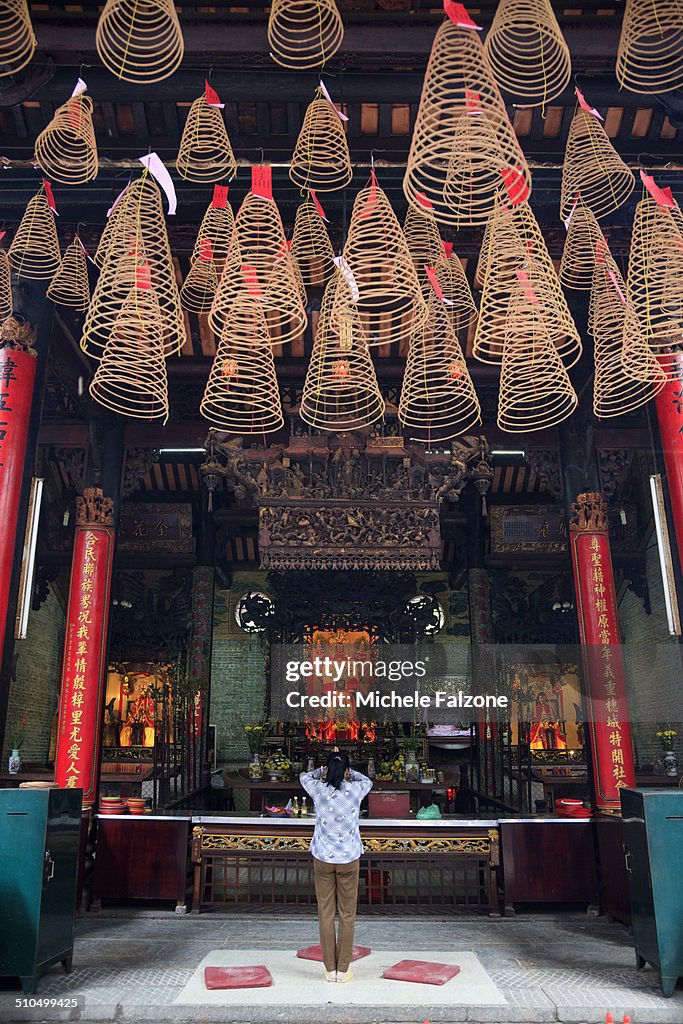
[359,170,378,221]
[199,238,213,262]
[425,265,452,305]
[596,238,609,264]
[242,263,262,297]
[42,180,57,213]
[515,269,539,304]
[575,86,603,121]
[443,0,482,30]
[607,267,626,305]
[442,240,453,258]
[251,166,273,200]
[500,166,529,206]
[465,89,482,112]
[68,96,84,131]
[205,80,224,108]
[136,264,152,290]
[415,192,433,210]
[0,230,5,244]
[212,184,229,209]
[310,190,329,222]
[640,170,675,209]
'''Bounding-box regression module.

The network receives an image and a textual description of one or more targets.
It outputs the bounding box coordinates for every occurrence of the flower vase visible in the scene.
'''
[664,750,678,777]
[249,753,263,779]
[8,748,21,774]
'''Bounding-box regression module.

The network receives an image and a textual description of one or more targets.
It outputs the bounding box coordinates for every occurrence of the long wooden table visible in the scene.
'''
[225,771,455,812]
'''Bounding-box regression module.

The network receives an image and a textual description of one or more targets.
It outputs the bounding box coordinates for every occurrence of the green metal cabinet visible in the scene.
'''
[621,787,683,997]
[0,788,81,994]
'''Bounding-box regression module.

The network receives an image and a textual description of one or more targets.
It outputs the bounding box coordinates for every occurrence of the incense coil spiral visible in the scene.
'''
[290,196,335,287]
[484,0,571,107]
[300,275,385,432]
[442,110,521,229]
[616,0,683,95]
[210,190,307,345]
[0,249,12,322]
[201,295,284,435]
[89,277,169,422]
[176,94,237,183]
[96,0,184,85]
[404,19,530,227]
[433,248,477,333]
[290,247,308,307]
[47,239,91,310]
[289,94,352,192]
[399,294,480,443]
[341,176,427,348]
[559,204,606,291]
[268,0,344,71]
[403,205,443,297]
[85,176,185,358]
[560,109,635,221]
[497,286,578,433]
[626,197,683,377]
[34,93,98,185]
[190,197,235,273]
[0,1,36,79]
[592,254,666,416]
[8,189,61,281]
[180,254,219,315]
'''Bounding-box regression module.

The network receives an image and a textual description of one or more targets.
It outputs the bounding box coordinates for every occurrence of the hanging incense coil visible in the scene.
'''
[0,249,12,322]
[176,94,237,183]
[497,286,578,433]
[433,247,477,333]
[8,189,61,281]
[268,0,344,71]
[399,294,480,443]
[404,19,530,227]
[290,196,335,287]
[484,0,571,107]
[616,0,683,95]
[592,255,666,416]
[290,247,308,307]
[442,109,521,229]
[289,94,352,192]
[559,204,606,291]
[403,205,443,297]
[201,295,284,434]
[560,109,635,222]
[96,0,184,85]
[34,93,98,185]
[180,250,218,315]
[84,175,185,358]
[341,176,427,348]
[0,1,36,78]
[300,276,385,431]
[191,193,235,273]
[89,272,169,422]
[47,239,91,310]
[210,190,307,345]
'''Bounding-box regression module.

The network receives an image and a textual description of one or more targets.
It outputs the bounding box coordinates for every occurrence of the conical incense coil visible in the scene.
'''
[201,295,284,435]
[290,196,335,287]
[210,190,307,344]
[190,192,235,273]
[96,0,184,85]
[484,0,571,107]
[559,203,606,291]
[47,239,91,310]
[399,294,480,443]
[290,246,308,307]
[180,244,218,314]
[616,0,683,95]
[289,94,352,192]
[86,176,185,357]
[560,108,635,221]
[0,1,36,79]
[8,188,61,281]
[300,275,385,431]
[89,270,169,422]
[268,0,343,71]
[0,249,12,322]
[404,19,530,227]
[626,196,683,369]
[34,92,98,185]
[403,205,443,297]
[433,247,477,333]
[497,286,578,433]
[592,256,666,416]
[176,94,237,183]
[341,175,427,348]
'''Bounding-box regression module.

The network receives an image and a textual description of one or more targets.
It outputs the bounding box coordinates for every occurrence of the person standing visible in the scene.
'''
[300,749,373,983]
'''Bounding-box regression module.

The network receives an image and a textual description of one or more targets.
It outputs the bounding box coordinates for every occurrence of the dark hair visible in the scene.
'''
[325,750,350,790]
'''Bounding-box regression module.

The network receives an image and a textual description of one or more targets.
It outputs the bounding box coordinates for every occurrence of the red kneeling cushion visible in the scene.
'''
[204,966,273,990]
[382,959,461,985]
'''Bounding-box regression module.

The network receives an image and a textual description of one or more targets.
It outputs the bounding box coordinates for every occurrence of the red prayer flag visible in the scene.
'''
[640,170,675,209]
[251,165,273,200]
[500,166,529,206]
[575,87,604,121]
[443,0,482,30]
[42,179,58,213]
[212,184,229,209]
[310,190,329,222]
[205,80,224,108]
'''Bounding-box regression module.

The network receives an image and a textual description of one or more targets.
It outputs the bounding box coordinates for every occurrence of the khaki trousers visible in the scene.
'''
[312,856,360,973]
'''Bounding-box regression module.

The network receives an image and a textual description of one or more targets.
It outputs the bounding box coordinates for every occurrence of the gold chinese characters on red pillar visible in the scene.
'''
[569,492,635,810]
[54,487,115,805]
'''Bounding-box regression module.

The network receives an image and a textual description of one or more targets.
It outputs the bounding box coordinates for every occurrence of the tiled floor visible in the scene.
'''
[1,910,681,1023]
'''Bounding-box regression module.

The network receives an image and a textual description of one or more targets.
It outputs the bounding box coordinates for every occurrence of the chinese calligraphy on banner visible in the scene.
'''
[569,492,635,810]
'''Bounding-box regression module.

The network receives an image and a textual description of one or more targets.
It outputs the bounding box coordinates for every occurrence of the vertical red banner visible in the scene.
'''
[569,492,635,810]
[54,488,115,805]
[655,354,683,577]
[0,336,37,656]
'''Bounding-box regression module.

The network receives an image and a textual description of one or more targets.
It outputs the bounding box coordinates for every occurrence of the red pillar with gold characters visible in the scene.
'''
[0,318,37,660]
[54,487,116,805]
[655,354,683,576]
[569,492,636,811]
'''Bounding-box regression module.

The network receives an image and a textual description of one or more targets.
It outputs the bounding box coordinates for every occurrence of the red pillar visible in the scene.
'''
[0,320,37,660]
[54,487,115,806]
[655,354,683,577]
[569,492,636,811]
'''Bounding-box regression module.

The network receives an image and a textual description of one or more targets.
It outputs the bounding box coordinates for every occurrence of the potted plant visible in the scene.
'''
[8,717,27,774]
[656,726,679,777]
